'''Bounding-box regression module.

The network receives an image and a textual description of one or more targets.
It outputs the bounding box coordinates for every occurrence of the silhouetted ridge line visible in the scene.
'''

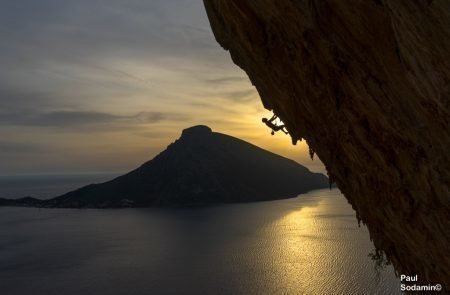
[1,125,328,208]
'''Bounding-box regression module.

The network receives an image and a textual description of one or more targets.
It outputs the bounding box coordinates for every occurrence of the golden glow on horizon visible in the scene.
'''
[0,1,325,175]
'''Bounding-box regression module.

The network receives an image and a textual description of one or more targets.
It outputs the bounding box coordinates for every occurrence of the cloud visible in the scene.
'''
[221,89,257,102]
[0,110,189,128]
[133,112,189,124]
[27,111,120,126]
[0,141,44,153]
[0,1,324,175]
[0,0,216,67]
[205,77,248,85]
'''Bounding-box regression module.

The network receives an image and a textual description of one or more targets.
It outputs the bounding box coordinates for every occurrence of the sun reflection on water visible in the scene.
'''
[258,190,400,294]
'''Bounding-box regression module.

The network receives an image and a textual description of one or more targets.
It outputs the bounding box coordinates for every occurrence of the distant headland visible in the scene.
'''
[0,126,328,208]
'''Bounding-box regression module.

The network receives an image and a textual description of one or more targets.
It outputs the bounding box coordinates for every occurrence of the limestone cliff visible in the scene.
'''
[203,0,449,287]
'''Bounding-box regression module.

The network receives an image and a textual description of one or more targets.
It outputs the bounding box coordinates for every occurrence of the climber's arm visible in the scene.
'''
[269,114,277,122]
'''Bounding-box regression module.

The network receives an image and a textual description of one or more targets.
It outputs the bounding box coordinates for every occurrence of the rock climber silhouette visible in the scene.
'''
[262,114,288,135]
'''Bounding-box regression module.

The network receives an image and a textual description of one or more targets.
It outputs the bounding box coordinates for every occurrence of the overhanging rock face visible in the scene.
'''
[203,0,449,286]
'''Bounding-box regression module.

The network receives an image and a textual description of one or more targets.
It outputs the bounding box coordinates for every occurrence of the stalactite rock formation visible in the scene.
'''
[203,0,449,287]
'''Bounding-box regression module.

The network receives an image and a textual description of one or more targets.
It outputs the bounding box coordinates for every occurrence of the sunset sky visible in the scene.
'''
[0,0,325,175]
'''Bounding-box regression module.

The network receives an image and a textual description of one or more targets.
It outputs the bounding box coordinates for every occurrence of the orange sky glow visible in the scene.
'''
[0,0,325,175]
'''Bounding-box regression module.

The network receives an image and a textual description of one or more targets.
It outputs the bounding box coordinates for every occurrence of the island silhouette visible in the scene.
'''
[0,125,328,208]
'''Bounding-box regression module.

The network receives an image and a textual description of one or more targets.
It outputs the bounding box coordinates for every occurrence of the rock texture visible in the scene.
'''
[203,0,449,287]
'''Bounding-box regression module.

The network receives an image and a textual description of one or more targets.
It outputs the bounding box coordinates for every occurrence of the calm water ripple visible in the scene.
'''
[0,189,400,294]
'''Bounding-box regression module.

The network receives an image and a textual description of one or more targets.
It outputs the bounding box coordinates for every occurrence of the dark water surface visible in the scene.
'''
[0,189,400,294]
[0,173,121,199]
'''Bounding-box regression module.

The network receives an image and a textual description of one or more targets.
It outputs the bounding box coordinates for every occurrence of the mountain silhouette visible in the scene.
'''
[1,126,328,208]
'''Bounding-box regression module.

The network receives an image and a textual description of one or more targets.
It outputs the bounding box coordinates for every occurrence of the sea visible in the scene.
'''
[0,174,401,294]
